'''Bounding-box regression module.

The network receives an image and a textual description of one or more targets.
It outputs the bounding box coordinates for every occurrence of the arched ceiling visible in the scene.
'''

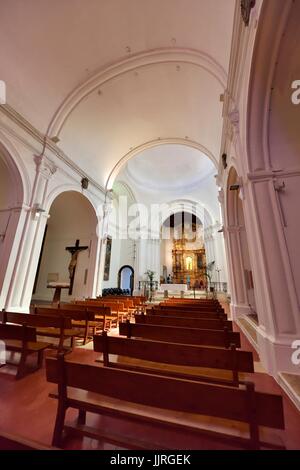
[59,62,223,186]
[0,0,235,187]
[124,144,215,192]
[116,144,220,223]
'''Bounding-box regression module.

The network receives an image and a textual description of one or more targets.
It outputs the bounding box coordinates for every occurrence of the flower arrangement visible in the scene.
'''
[145,270,155,282]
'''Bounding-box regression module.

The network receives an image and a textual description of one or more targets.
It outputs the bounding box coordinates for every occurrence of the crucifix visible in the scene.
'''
[65,239,89,295]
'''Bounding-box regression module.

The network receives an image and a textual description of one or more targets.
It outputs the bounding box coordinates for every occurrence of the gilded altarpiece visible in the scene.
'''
[172,224,207,287]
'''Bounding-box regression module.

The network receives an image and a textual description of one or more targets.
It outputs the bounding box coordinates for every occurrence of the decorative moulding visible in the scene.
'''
[0,105,106,196]
[106,137,217,190]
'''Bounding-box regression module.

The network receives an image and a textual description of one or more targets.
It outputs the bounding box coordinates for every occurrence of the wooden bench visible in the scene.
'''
[61,303,118,331]
[1,310,77,353]
[162,299,220,305]
[159,304,225,313]
[74,300,127,324]
[94,332,253,387]
[119,321,241,348]
[46,355,285,450]
[0,323,50,379]
[149,307,227,320]
[96,296,147,314]
[135,313,233,331]
[0,431,59,450]
[161,299,221,306]
[34,307,103,344]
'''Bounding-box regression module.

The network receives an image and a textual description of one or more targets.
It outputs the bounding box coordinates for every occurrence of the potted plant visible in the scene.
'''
[145,270,156,301]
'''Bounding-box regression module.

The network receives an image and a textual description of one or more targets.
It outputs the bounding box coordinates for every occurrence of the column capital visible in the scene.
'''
[102,201,113,217]
[34,155,57,179]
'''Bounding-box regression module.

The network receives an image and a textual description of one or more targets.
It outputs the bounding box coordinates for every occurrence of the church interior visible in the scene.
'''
[0,0,300,452]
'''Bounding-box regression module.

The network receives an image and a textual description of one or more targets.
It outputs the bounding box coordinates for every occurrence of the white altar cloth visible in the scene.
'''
[160,284,188,292]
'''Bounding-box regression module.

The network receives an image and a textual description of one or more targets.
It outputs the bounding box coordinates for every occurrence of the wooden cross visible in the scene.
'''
[65,239,89,295]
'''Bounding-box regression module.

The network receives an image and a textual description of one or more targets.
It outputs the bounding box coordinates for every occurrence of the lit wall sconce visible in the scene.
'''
[32,203,46,220]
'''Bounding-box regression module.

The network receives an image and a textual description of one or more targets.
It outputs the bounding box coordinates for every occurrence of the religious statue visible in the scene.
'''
[65,239,89,295]
[68,251,80,281]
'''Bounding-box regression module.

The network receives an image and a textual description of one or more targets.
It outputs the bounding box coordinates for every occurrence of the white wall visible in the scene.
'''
[32,191,98,302]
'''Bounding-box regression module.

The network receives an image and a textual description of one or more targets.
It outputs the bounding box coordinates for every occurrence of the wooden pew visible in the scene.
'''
[0,431,59,450]
[94,332,253,386]
[93,297,143,317]
[135,313,233,331]
[93,297,135,310]
[46,355,285,450]
[119,321,241,348]
[74,300,127,323]
[34,307,103,344]
[1,311,77,353]
[0,323,50,379]
[99,295,147,306]
[62,303,120,330]
[161,299,221,306]
[159,304,225,313]
[97,296,147,313]
[163,298,220,305]
[149,307,227,320]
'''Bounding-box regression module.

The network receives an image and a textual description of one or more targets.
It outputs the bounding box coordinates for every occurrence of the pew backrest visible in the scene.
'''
[93,334,253,373]
[0,323,37,342]
[1,311,73,329]
[119,322,241,348]
[159,304,224,313]
[149,308,227,320]
[34,307,101,321]
[135,314,233,331]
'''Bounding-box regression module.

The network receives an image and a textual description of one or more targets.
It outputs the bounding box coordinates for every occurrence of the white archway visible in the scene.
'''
[0,142,27,309]
[48,48,227,138]
[106,138,218,190]
[33,190,99,302]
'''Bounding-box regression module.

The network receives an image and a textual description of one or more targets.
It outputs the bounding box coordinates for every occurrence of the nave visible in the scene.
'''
[1,0,300,453]
[0,298,300,450]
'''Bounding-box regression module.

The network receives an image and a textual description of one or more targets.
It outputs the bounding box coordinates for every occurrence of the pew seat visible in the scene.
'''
[0,431,59,450]
[46,356,285,450]
[0,323,50,379]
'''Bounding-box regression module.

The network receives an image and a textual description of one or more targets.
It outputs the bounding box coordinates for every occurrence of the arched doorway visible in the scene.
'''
[226,167,256,318]
[32,191,98,303]
[118,265,134,294]
[0,145,25,309]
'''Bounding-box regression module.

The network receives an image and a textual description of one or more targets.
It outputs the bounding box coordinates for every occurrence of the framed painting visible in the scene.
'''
[103,236,112,281]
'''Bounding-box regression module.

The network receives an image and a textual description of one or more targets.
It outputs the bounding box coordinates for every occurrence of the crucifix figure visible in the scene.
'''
[65,239,89,295]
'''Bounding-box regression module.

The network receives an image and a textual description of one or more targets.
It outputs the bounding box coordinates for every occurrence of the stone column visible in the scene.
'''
[243,172,300,374]
[225,225,251,318]
[96,200,113,296]
[0,204,28,309]
[5,155,57,312]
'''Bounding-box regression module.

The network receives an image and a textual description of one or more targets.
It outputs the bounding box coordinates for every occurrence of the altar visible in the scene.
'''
[160,284,188,292]
[47,282,70,305]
